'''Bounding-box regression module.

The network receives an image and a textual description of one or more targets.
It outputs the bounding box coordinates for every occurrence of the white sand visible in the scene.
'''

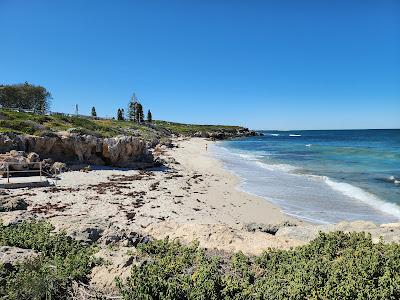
[1,138,306,256]
[3,137,400,290]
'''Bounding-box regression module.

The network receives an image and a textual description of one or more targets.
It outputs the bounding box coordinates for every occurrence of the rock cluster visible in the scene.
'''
[0,133,154,168]
[193,128,258,140]
[0,149,66,175]
[0,197,28,212]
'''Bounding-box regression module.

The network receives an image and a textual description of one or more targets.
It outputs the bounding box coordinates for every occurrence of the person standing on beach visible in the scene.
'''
[206,144,208,151]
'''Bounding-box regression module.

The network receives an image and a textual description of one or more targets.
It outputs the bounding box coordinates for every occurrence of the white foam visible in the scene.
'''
[324,178,400,219]
[389,176,400,184]
[269,133,280,136]
[305,144,312,147]
[289,134,301,137]
[237,152,263,161]
[212,142,400,224]
[255,161,298,172]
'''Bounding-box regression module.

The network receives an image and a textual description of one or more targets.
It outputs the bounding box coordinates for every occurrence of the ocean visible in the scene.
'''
[212,129,400,224]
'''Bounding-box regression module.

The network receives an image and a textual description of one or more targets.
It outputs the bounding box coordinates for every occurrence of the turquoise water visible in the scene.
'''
[213,129,400,224]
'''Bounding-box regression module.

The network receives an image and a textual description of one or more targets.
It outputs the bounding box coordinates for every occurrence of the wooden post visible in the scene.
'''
[39,162,42,181]
[6,163,9,183]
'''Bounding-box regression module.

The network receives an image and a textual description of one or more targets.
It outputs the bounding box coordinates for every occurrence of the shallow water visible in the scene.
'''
[212,129,400,224]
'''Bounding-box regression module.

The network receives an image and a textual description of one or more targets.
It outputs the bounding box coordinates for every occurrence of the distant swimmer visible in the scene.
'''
[205,144,208,151]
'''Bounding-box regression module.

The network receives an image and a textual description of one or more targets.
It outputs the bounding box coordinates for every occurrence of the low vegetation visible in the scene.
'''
[0,221,98,299]
[0,108,246,139]
[117,232,400,300]
[1,221,400,299]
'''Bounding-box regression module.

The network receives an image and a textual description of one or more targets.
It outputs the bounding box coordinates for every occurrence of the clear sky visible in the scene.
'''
[0,0,399,130]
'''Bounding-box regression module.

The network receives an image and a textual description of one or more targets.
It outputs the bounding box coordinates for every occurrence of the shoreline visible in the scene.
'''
[211,137,400,225]
[2,137,400,289]
[1,138,306,255]
[168,137,303,227]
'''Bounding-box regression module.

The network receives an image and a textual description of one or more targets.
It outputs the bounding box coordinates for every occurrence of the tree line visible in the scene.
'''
[113,93,152,123]
[0,83,153,123]
[0,82,52,113]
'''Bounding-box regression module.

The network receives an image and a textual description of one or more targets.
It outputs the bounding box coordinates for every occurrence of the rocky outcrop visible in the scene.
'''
[193,128,258,140]
[0,133,154,168]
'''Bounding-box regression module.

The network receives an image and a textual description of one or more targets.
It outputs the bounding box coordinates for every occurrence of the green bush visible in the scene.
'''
[0,221,98,299]
[117,232,400,300]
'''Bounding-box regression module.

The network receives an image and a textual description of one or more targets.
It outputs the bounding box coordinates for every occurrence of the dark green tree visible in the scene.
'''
[136,103,144,123]
[117,108,124,120]
[0,82,52,113]
[91,106,97,117]
[128,93,138,122]
[147,110,152,122]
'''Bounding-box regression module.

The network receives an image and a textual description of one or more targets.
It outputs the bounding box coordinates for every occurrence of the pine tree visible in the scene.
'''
[91,106,97,117]
[147,110,152,123]
[121,108,125,120]
[117,108,124,120]
[136,103,144,123]
[128,93,138,122]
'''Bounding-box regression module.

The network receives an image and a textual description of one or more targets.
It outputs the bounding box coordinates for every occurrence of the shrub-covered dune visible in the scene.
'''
[1,221,400,299]
[0,109,249,140]
[117,232,400,300]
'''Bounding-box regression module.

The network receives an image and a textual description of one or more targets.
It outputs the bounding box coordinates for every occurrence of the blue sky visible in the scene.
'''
[0,0,399,130]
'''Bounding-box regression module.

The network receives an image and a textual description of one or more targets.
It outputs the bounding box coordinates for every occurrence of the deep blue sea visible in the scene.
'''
[212,129,400,224]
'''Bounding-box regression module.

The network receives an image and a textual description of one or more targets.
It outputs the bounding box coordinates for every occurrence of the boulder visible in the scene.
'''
[0,246,39,270]
[50,162,67,174]
[0,150,29,171]
[27,152,40,163]
[0,197,28,212]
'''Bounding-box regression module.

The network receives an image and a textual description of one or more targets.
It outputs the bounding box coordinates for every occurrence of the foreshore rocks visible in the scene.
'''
[0,133,154,169]
[193,128,258,140]
[0,149,64,178]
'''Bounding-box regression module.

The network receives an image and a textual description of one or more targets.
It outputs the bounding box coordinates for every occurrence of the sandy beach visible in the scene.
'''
[1,138,306,254]
[2,137,400,291]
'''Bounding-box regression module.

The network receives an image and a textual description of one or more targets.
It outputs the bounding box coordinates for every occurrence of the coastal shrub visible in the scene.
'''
[117,232,400,300]
[0,221,98,299]
[0,108,249,139]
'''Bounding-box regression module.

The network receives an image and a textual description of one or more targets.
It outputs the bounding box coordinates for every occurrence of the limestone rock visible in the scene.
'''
[101,227,151,247]
[90,247,138,291]
[0,150,29,171]
[50,162,67,174]
[0,246,39,269]
[0,133,154,169]
[27,152,40,163]
[244,221,296,235]
[0,197,28,212]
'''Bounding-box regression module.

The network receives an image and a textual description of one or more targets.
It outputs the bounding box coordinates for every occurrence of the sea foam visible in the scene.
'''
[211,143,400,224]
[324,178,400,219]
